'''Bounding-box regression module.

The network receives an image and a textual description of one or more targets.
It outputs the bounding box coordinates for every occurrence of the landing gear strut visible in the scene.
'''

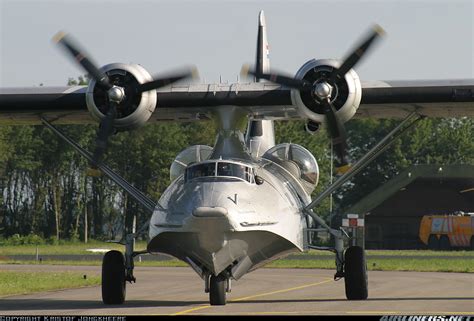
[124,232,137,283]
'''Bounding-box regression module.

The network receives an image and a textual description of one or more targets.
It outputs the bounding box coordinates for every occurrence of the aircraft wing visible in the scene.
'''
[358,79,474,118]
[0,79,473,125]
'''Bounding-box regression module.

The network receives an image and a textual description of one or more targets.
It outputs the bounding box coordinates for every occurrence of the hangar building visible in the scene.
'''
[344,164,474,249]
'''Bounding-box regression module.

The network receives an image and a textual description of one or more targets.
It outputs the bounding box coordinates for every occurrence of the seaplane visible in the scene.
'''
[1,10,473,305]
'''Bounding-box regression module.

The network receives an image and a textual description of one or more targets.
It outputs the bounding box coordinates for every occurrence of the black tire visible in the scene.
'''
[102,250,126,304]
[428,235,439,250]
[344,246,368,300]
[439,236,451,251]
[209,274,226,306]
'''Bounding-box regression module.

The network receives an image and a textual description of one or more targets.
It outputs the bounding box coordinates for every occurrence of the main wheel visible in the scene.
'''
[102,250,126,304]
[344,246,368,300]
[209,274,226,305]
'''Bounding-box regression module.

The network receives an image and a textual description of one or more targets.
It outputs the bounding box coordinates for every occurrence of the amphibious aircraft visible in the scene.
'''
[0,11,473,306]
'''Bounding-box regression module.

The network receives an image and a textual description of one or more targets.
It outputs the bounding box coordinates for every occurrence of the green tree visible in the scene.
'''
[1,72,472,241]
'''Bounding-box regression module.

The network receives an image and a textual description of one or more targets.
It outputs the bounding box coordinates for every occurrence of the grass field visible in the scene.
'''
[266,258,474,273]
[1,252,473,272]
[0,240,148,256]
[0,271,100,297]
[1,242,473,257]
[1,242,473,273]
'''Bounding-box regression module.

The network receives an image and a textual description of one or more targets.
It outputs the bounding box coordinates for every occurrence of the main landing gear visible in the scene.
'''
[334,231,368,300]
[307,226,368,301]
[102,219,148,305]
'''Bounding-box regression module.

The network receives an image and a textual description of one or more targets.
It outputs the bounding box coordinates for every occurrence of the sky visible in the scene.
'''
[0,0,473,87]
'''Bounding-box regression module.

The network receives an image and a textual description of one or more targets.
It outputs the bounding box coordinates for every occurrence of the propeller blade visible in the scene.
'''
[136,66,199,93]
[53,31,112,91]
[330,24,385,82]
[241,64,311,90]
[322,99,350,173]
[91,103,117,166]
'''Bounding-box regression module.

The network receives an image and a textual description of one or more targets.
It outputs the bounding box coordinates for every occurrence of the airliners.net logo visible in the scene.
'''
[380,316,472,321]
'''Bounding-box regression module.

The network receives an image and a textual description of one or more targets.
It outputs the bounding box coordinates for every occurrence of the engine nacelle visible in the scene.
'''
[86,63,157,131]
[291,59,362,124]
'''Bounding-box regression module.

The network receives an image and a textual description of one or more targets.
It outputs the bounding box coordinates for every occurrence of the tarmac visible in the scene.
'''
[0,264,473,316]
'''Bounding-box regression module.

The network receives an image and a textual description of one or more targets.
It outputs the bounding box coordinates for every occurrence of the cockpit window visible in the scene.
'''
[217,162,253,182]
[185,162,215,181]
[185,161,254,183]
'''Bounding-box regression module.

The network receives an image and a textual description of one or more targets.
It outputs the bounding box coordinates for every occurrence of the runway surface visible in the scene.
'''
[0,264,473,315]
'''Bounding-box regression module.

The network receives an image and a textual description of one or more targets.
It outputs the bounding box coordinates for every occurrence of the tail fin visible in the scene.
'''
[246,10,275,158]
[255,10,270,81]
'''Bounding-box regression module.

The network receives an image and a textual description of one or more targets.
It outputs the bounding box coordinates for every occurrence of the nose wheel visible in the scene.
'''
[209,273,230,305]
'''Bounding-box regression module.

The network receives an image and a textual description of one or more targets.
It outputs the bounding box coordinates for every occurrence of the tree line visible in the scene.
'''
[0,87,472,243]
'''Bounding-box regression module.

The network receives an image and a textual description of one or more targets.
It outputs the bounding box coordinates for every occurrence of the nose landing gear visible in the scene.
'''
[205,272,231,305]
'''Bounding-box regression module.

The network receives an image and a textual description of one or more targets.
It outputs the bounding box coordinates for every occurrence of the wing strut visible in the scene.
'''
[41,117,159,213]
[304,111,423,212]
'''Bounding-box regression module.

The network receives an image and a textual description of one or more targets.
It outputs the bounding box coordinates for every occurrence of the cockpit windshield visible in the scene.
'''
[185,161,254,183]
[217,162,254,182]
[185,162,215,181]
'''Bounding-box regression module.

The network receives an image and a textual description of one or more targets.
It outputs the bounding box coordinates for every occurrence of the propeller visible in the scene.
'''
[53,32,113,91]
[53,31,197,171]
[242,24,384,174]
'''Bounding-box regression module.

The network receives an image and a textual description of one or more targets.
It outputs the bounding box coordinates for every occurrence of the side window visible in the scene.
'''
[245,167,254,183]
